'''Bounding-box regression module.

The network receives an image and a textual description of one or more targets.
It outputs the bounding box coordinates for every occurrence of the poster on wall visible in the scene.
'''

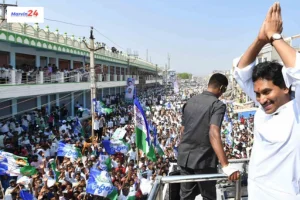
[125,77,135,103]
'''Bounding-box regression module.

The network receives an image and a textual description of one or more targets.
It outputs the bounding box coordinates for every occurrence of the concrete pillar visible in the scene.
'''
[39,71,44,84]
[71,92,74,116]
[59,72,64,83]
[47,95,51,114]
[37,97,41,109]
[10,52,16,69]
[56,94,59,106]
[107,74,110,81]
[70,59,74,70]
[83,90,86,108]
[101,89,103,99]
[10,69,16,84]
[56,58,59,68]
[36,55,41,68]
[98,74,102,82]
[114,74,117,81]
[12,99,17,116]
[46,57,50,65]
[76,73,80,82]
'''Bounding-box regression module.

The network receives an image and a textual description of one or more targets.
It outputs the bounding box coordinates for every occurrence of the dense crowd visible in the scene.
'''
[0,84,254,199]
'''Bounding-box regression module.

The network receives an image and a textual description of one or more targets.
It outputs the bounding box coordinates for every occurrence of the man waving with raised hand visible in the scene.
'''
[234,2,300,200]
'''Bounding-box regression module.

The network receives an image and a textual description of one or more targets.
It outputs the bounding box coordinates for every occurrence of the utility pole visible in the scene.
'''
[0,0,18,21]
[155,64,158,87]
[168,53,170,70]
[83,27,104,137]
[146,49,148,62]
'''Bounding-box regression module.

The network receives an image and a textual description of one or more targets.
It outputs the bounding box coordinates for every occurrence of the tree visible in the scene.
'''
[177,73,192,79]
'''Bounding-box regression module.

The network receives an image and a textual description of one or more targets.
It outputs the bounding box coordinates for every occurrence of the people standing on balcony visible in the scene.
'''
[47,63,52,75]
[178,73,240,200]
[234,2,300,199]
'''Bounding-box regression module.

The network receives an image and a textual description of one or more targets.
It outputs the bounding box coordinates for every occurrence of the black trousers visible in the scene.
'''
[180,166,217,200]
[95,127,103,141]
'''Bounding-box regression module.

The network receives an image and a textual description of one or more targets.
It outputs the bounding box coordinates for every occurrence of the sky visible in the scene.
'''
[7,0,300,76]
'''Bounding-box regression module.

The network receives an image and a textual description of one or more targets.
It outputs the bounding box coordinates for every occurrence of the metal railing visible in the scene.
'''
[148,159,249,200]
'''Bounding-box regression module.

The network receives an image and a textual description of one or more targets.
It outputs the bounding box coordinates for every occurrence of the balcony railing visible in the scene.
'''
[0,70,162,86]
[149,159,249,200]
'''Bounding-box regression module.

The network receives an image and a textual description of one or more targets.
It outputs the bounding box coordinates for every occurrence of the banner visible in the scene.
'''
[98,155,112,171]
[173,80,179,94]
[0,151,28,175]
[111,128,127,140]
[57,142,82,159]
[86,168,118,199]
[125,77,135,103]
[102,139,129,155]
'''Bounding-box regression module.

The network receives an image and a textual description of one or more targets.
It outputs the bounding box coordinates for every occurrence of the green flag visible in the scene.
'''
[75,147,82,158]
[104,157,112,172]
[50,161,61,182]
[127,190,136,200]
[20,166,37,177]
[134,99,156,162]
[156,145,164,156]
[103,108,113,114]
[106,188,118,200]
[147,144,157,162]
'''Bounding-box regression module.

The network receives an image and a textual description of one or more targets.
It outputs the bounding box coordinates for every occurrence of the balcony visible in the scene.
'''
[0,70,163,99]
[0,70,135,98]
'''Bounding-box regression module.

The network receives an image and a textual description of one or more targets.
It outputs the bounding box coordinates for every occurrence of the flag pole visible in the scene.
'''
[134,99,139,167]
[0,180,5,198]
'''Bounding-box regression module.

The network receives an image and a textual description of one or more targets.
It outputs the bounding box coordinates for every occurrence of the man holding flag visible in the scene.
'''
[134,98,156,162]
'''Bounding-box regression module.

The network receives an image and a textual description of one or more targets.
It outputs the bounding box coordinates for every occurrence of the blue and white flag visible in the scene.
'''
[75,117,81,127]
[102,139,129,155]
[57,142,82,159]
[174,80,179,93]
[86,168,118,199]
[98,155,112,171]
[74,117,82,136]
[165,102,171,109]
[153,126,158,147]
[0,156,8,175]
[93,98,99,113]
[225,134,233,146]
[19,189,34,200]
[0,151,28,176]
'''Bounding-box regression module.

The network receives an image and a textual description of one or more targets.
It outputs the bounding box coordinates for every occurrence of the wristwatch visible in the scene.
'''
[270,33,282,45]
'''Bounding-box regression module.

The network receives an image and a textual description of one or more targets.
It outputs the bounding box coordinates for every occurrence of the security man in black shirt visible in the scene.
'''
[178,73,240,200]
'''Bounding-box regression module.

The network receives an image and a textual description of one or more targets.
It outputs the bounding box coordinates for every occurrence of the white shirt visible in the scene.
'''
[94,119,100,130]
[234,52,300,200]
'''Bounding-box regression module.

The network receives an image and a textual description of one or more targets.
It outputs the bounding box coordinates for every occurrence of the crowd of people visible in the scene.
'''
[0,83,254,199]
[221,102,254,160]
